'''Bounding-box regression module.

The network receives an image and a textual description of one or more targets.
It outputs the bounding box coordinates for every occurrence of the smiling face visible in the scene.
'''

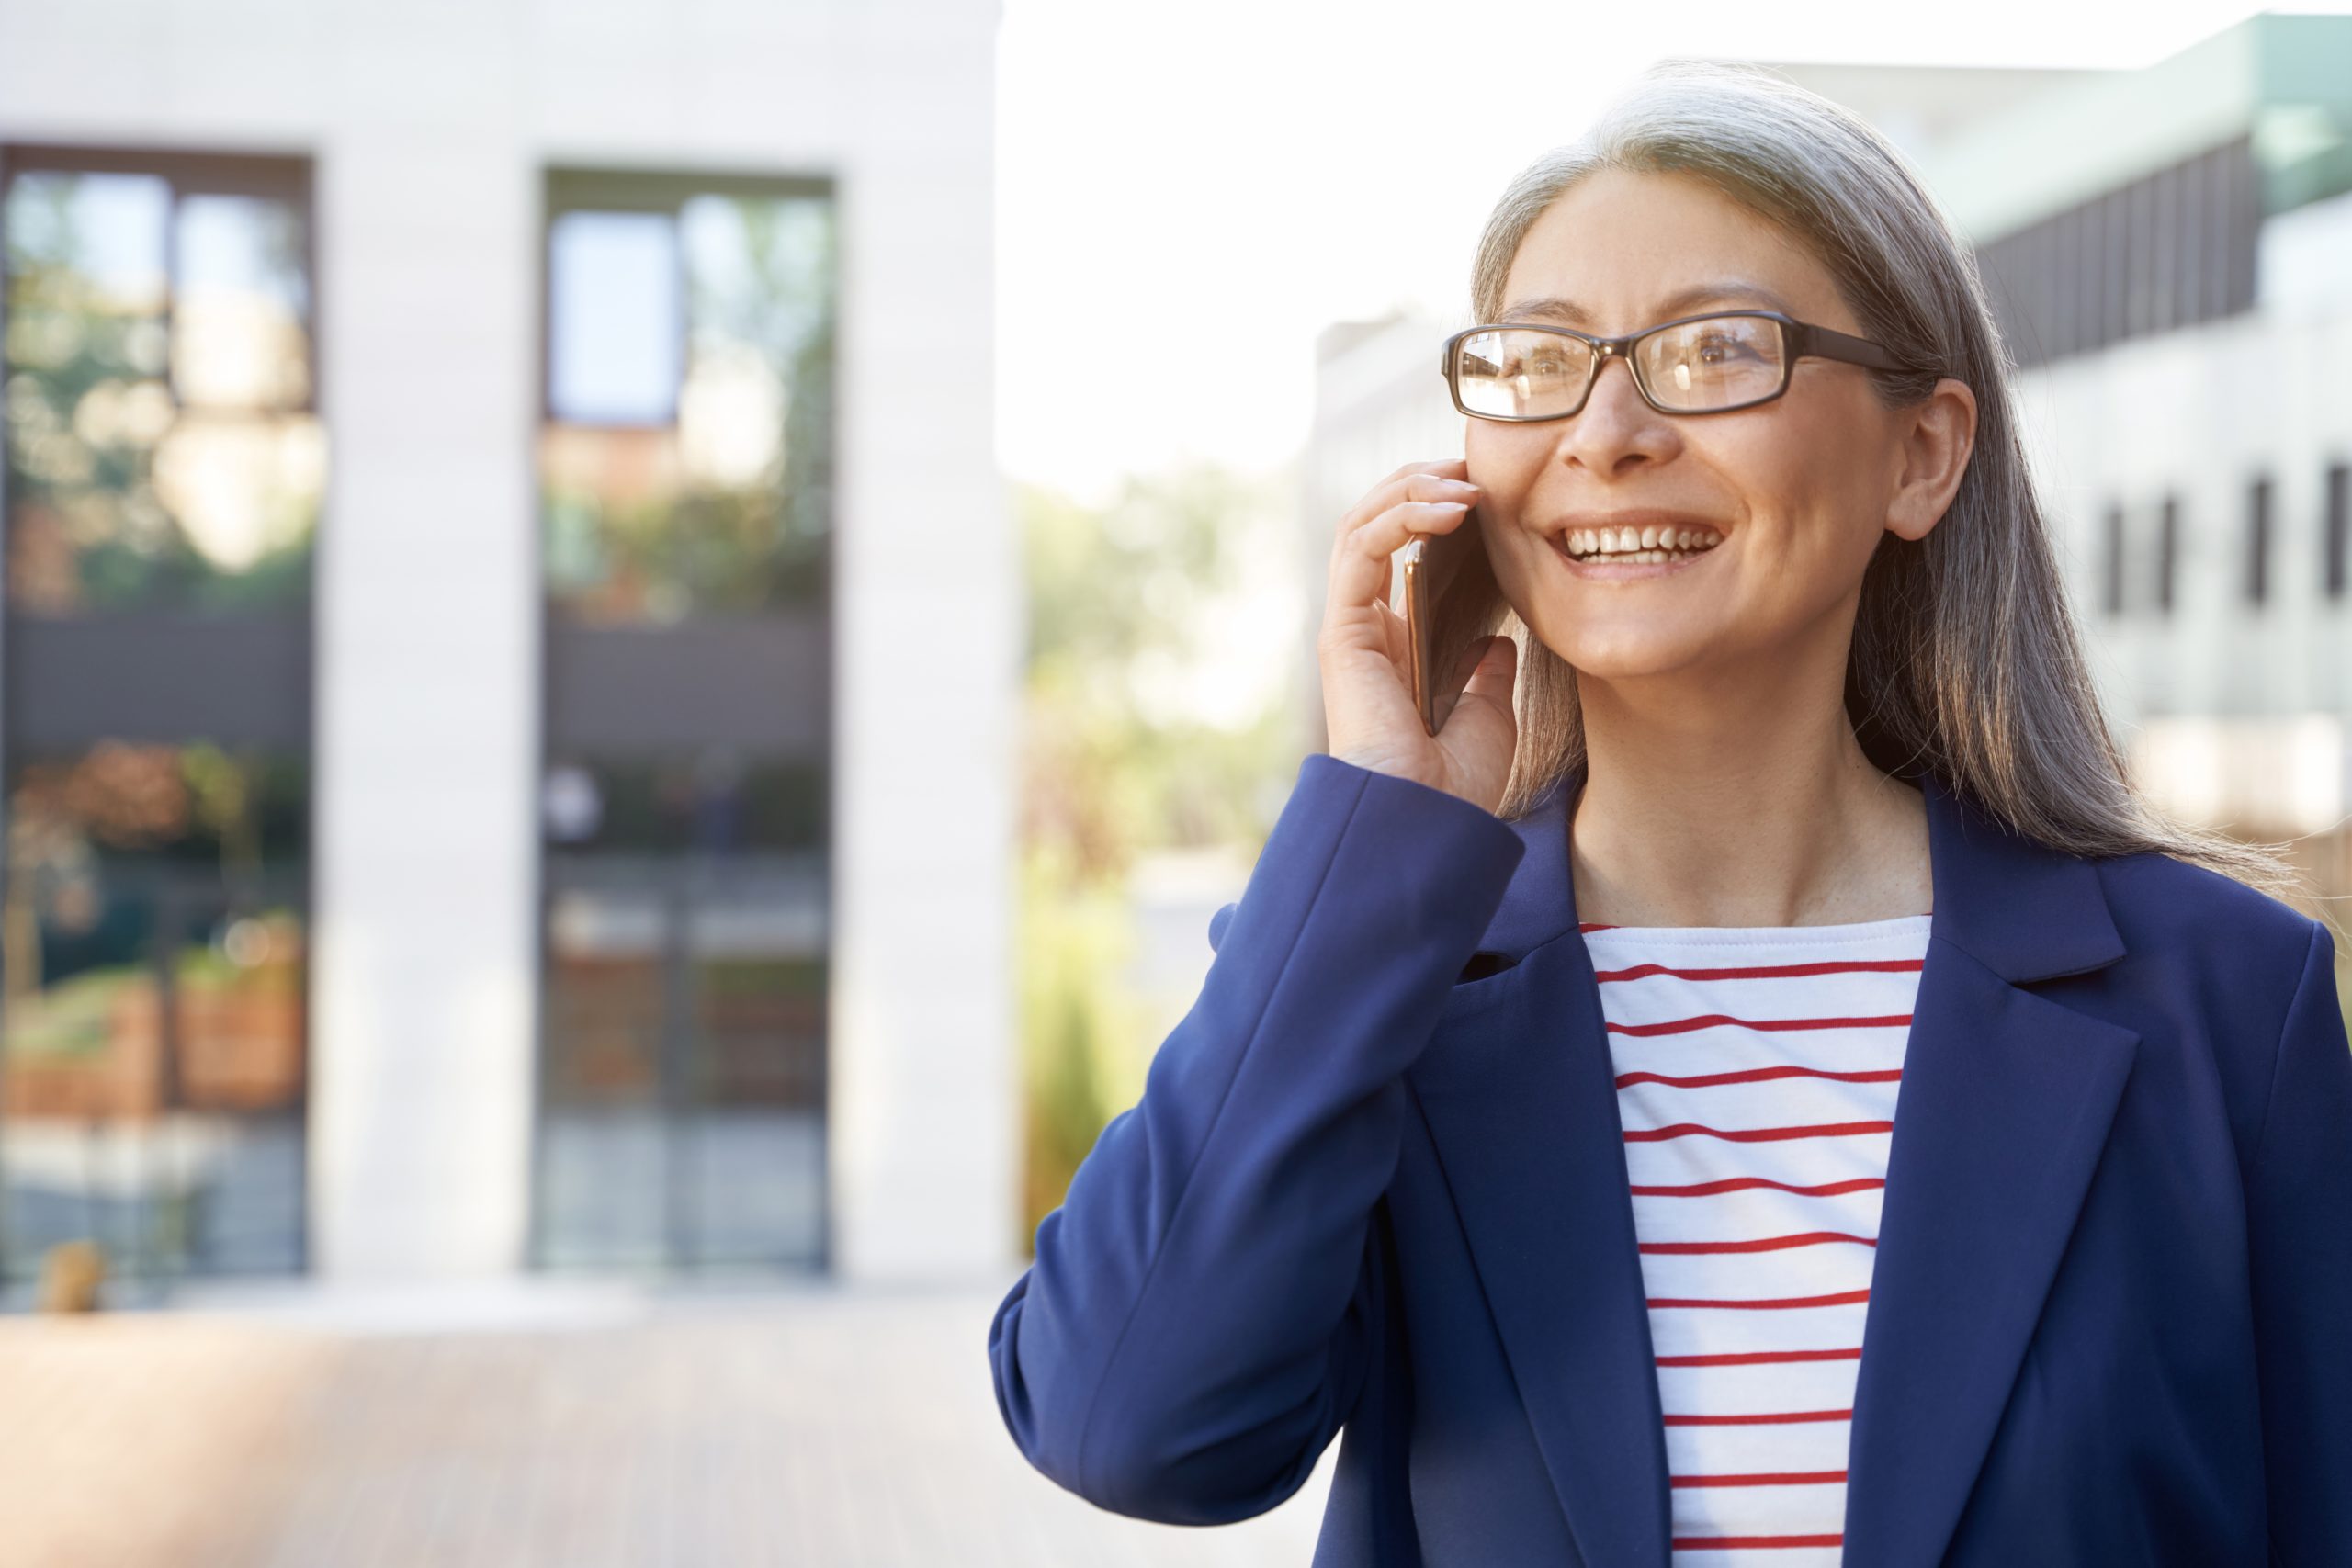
[1469,165,1935,683]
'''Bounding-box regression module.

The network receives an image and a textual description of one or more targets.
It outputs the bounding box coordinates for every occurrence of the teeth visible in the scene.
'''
[1563,525,1723,559]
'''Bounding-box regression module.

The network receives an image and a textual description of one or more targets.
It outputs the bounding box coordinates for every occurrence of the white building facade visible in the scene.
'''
[0,0,1018,1291]
[1916,14,2352,852]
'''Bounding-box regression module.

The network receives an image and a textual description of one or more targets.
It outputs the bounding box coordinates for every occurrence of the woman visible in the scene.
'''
[989,60,2352,1566]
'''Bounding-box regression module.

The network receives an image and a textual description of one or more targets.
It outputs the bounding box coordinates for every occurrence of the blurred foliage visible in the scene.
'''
[4,172,317,615]
[1017,840,1138,1235]
[1016,460,1301,1247]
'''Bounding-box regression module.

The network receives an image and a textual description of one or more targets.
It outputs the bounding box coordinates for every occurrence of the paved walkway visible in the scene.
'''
[0,1279,1332,1568]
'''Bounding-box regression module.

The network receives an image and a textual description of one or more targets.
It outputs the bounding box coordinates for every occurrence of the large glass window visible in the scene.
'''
[533,170,834,1272]
[1,146,316,1298]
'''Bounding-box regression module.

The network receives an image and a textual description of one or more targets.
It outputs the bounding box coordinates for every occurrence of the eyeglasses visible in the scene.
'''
[1439,310,1909,421]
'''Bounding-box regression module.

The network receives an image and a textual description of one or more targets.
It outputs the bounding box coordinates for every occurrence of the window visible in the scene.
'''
[1,145,316,1292]
[539,175,834,623]
[547,210,683,425]
[2246,474,2272,606]
[534,169,837,1273]
[2156,492,2179,615]
[2101,502,2127,615]
[2327,461,2347,601]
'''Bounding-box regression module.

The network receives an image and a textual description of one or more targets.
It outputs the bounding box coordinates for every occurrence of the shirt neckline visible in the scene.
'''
[1579,911,1932,942]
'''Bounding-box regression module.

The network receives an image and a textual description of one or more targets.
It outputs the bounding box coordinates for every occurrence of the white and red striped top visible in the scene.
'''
[1579,910,1932,1568]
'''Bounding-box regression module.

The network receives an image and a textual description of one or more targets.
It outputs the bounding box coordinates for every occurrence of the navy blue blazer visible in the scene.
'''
[989,753,2352,1565]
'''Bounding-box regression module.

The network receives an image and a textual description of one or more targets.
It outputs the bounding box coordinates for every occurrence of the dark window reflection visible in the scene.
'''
[542,752,822,856]
[1,741,309,1284]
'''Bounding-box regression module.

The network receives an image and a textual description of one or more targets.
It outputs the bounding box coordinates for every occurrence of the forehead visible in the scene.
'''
[1499,166,1851,333]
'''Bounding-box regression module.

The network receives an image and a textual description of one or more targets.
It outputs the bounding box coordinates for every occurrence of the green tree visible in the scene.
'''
[1015,459,1303,1245]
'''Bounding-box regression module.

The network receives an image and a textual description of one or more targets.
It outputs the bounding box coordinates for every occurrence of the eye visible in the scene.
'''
[1692,332,1761,363]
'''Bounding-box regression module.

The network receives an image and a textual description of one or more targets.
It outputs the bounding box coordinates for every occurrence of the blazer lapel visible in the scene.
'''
[1840,772,2139,1567]
[1405,762,2139,1568]
[1409,916,1676,1568]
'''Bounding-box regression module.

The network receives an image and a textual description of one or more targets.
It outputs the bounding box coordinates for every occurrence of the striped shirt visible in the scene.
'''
[1579,910,1932,1568]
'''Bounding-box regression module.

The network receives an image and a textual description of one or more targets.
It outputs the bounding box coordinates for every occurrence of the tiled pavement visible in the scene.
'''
[0,1279,1332,1568]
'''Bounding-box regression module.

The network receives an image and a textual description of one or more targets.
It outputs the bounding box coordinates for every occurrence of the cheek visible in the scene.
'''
[1750,400,1898,550]
[1464,431,1531,494]
[1464,431,1552,537]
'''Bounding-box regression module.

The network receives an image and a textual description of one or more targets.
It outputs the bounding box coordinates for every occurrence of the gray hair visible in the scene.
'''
[1453,57,2324,920]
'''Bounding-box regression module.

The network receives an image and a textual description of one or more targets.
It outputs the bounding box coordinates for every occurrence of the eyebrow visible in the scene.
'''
[1497,280,1796,328]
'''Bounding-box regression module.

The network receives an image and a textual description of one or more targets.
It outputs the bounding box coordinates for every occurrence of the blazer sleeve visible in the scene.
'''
[987,751,1527,1524]
[2245,917,2352,1565]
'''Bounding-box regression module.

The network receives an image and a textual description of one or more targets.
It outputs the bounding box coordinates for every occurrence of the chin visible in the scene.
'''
[1526,616,1716,680]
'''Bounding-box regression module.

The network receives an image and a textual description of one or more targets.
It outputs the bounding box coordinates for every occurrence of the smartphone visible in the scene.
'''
[1401,501,1498,736]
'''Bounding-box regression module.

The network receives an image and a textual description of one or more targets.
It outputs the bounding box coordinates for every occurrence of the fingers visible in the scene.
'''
[1328,488,1478,622]
[1333,457,1472,541]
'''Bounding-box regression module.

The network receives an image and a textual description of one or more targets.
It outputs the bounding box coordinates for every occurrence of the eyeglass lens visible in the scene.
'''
[1453,316,1788,417]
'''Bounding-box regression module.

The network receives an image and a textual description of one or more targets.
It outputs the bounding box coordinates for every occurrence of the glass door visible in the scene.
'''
[531,170,834,1271]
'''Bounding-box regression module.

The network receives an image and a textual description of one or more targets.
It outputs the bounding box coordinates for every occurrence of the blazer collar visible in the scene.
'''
[1472,758,2125,982]
[1409,760,2140,1568]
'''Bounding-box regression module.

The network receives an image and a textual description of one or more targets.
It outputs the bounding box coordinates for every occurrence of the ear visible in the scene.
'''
[1885,377,1977,544]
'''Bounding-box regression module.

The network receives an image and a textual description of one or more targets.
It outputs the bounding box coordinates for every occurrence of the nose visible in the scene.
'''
[1556,353,1679,476]
[1588,351,1642,407]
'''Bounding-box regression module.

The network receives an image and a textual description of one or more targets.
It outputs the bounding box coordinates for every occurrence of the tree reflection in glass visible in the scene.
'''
[3,171,321,615]
[542,193,835,623]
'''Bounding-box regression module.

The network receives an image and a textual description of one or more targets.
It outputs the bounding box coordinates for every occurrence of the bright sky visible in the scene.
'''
[994,0,2334,506]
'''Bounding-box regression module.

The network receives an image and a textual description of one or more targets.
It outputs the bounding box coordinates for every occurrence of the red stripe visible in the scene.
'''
[1616,1065,1903,1089]
[1673,1534,1845,1550]
[1623,1120,1894,1144]
[1610,1011,1912,1037]
[1595,956,1923,982]
[1639,1230,1875,1255]
[1658,1347,1861,1368]
[1672,1469,1847,1487]
[1648,1287,1871,1309]
[1665,1406,1854,1424]
[1631,1175,1885,1197]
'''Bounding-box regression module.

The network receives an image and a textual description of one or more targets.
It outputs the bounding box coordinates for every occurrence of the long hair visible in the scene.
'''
[1448,58,2321,914]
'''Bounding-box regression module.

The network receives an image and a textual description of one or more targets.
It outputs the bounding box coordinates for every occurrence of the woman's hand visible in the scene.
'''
[1317,456,1519,814]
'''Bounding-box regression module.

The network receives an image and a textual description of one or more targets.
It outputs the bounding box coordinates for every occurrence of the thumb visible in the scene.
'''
[1455,634,1518,716]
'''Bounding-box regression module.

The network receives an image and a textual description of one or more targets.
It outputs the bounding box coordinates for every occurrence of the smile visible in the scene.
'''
[1551,525,1725,580]
[1559,525,1724,562]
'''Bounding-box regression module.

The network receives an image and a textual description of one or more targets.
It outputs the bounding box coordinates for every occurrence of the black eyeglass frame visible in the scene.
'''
[1438,310,1911,421]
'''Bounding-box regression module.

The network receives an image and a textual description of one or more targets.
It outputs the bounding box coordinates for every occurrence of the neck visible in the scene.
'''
[1567,660,1930,929]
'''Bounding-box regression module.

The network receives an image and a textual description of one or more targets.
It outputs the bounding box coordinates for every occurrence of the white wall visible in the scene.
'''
[0,0,1018,1281]
[2011,191,2352,733]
